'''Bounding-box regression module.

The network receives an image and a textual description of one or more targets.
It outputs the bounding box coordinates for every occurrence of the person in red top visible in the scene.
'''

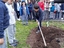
[38,0,44,10]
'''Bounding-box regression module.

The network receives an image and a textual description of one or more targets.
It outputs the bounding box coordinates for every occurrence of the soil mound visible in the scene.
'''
[27,26,64,48]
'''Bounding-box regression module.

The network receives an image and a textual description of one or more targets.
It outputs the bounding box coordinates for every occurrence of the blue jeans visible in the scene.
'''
[55,12,60,19]
[21,15,28,25]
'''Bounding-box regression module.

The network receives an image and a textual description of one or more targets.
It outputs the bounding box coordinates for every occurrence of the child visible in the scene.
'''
[5,0,18,47]
[50,4,55,19]
[32,3,43,33]
[28,1,33,20]
[19,1,30,25]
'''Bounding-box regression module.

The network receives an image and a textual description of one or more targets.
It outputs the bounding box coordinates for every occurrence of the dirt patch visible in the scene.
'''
[27,26,64,48]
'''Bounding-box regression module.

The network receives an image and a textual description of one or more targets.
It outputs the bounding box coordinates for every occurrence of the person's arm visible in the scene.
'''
[27,6,30,15]
[19,6,22,16]
[0,6,4,45]
[39,9,43,21]
[3,4,9,30]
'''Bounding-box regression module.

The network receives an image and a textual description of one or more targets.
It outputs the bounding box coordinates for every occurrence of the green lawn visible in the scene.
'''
[9,21,64,48]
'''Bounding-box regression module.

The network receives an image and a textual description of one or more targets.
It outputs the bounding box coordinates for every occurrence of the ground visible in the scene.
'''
[8,21,64,48]
[27,26,64,48]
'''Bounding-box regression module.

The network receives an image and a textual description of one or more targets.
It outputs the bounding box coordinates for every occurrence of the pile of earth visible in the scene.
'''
[27,26,64,48]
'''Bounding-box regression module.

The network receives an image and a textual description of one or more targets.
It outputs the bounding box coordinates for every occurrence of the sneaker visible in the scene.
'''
[36,30,40,33]
[9,43,17,47]
[13,40,19,44]
[17,19,21,21]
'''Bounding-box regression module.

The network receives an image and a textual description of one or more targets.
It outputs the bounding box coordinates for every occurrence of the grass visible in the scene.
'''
[8,21,64,48]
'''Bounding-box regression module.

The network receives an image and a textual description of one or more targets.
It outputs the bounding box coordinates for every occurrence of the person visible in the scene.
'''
[50,4,55,19]
[14,0,21,21]
[32,3,43,33]
[0,0,9,48]
[28,0,33,20]
[5,0,18,47]
[44,1,51,20]
[55,3,61,19]
[19,1,30,25]
[61,3,64,20]
[38,0,44,11]
[38,0,44,20]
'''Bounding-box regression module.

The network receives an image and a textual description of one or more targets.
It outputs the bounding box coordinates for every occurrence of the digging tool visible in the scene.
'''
[38,21,47,48]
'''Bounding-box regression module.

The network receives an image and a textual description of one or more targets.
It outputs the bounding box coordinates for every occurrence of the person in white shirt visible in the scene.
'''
[55,3,61,19]
[44,1,51,20]
[5,0,18,47]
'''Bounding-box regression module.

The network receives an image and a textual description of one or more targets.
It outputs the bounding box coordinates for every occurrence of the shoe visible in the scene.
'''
[17,19,21,21]
[36,30,40,33]
[56,39,60,43]
[9,43,17,47]
[13,40,19,44]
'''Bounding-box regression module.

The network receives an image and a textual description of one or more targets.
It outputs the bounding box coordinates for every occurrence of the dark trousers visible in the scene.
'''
[16,11,20,19]
[62,12,64,18]
[55,12,60,19]
[38,20,42,30]
[28,11,33,20]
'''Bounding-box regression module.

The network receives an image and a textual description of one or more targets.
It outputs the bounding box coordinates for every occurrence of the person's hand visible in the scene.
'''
[0,38,4,45]
[38,21,40,26]
[36,19,38,22]
[36,19,40,26]
[60,10,62,12]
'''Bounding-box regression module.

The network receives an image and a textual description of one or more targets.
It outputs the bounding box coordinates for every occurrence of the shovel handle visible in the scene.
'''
[38,22,47,46]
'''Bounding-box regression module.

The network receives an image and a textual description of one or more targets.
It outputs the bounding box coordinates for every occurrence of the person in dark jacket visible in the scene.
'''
[28,1,33,20]
[14,0,20,20]
[61,3,64,19]
[32,3,43,33]
[0,0,9,48]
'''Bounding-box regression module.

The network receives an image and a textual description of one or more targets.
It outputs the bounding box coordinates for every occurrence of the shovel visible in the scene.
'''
[38,21,47,48]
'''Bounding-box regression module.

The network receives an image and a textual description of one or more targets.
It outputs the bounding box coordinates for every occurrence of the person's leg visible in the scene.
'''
[25,15,28,25]
[12,24,18,43]
[16,11,19,19]
[53,12,55,19]
[21,15,25,25]
[23,15,26,25]
[28,11,31,20]
[58,12,60,19]
[31,11,33,20]
[17,11,20,19]
[36,20,42,33]
[56,11,58,19]
[55,11,57,19]
[18,11,20,19]
[61,12,63,18]
[7,25,14,44]
[59,12,62,19]
[7,25,17,46]
[63,12,64,19]
[50,12,53,19]
[44,10,46,20]
[46,10,50,20]
[45,10,48,20]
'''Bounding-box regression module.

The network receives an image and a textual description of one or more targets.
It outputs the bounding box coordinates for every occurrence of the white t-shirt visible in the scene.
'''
[5,3,16,25]
[44,2,51,11]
